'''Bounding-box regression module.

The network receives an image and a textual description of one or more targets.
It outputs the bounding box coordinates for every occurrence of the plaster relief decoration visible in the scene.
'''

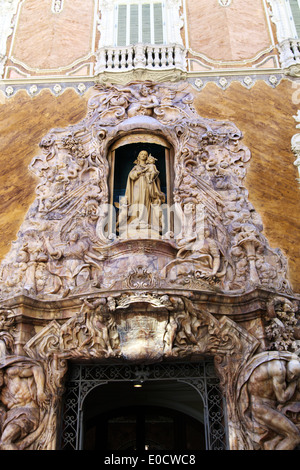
[0,81,293,301]
[52,0,63,13]
[218,0,232,6]
[0,0,20,77]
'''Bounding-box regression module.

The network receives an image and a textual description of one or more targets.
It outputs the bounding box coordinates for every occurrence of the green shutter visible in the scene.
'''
[290,0,300,37]
[154,3,163,44]
[117,4,127,46]
[130,4,139,44]
[142,4,151,43]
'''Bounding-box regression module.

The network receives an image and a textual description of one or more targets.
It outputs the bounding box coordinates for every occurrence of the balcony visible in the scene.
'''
[95,43,187,76]
[278,38,300,76]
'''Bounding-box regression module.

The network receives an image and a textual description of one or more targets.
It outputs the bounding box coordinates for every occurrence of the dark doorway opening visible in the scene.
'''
[84,404,206,451]
[60,362,227,450]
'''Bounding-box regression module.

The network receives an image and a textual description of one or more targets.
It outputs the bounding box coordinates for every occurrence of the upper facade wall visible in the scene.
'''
[1,0,300,79]
[185,0,277,70]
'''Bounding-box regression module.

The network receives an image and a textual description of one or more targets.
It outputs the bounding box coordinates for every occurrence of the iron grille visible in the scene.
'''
[59,361,228,450]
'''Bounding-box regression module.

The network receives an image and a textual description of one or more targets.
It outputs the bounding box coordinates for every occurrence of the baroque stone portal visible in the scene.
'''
[0,81,299,450]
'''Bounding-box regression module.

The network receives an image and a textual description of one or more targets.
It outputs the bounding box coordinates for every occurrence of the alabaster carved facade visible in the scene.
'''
[0,81,299,450]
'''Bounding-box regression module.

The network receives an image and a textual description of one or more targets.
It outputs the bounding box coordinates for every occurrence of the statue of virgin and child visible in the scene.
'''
[117,150,165,238]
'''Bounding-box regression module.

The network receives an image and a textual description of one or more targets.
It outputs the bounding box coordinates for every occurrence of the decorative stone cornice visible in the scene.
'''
[0,72,284,101]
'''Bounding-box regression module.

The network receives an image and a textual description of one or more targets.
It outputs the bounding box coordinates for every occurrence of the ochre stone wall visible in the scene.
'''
[193,79,300,293]
[185,0,272,60]
[0,88,90,263]
[0,80,299,292]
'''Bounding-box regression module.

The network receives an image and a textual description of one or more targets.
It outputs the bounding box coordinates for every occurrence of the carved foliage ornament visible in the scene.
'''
[0,81,292,301]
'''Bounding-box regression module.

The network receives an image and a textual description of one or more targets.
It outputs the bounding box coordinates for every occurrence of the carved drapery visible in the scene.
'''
[0,81,299,450]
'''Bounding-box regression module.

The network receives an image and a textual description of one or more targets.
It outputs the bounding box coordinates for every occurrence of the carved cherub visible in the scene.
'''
[127,84,159,118]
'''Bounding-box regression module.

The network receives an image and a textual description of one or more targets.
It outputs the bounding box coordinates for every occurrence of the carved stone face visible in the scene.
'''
[287,360,300,381]
[138,150,148,163]
[141,86,149,97]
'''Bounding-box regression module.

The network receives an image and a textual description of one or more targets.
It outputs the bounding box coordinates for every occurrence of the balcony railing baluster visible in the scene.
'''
[95,43,186,74]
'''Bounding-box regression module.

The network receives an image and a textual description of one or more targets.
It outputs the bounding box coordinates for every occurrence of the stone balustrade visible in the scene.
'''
[278,38,300,75]
[95,43,186,74]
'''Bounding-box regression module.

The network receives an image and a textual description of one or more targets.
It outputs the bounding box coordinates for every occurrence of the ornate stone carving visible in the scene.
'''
[0,80,298,450]
[119,149,165,238]
[23,294,259,366]
[25,297,120,361]
[0,81,292,301]
[265,297,299,353]
[237,351,300,450]
[218,0,231,6]
[162,296,255,359]
[19,293,261,449]
[52,0,63,13]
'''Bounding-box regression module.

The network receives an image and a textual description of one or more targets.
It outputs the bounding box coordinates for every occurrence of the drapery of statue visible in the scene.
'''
[118,150,165,238]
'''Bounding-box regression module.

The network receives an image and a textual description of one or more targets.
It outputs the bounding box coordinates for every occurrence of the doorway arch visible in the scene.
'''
[59,361,228,450]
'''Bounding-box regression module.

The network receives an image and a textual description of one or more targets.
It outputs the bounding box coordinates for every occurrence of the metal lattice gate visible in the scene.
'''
[59,361,228,450]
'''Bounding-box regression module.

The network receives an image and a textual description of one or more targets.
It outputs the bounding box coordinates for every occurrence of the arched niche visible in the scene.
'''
[107,132,175,236]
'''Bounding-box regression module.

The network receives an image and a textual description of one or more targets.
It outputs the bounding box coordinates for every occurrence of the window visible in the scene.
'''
[98,0,183,49]
[116,2,164,46]
[289,0,300,37]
